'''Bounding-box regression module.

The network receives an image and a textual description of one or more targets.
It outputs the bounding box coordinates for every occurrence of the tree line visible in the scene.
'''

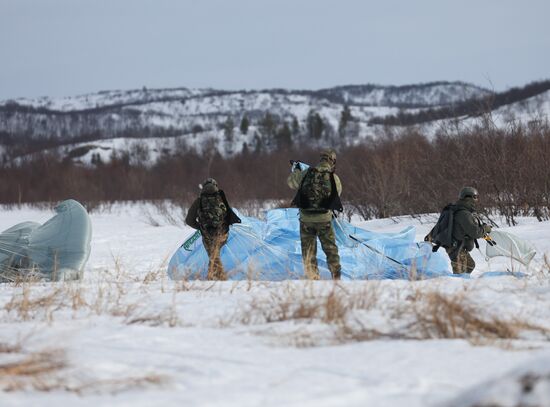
[1,119,549,225]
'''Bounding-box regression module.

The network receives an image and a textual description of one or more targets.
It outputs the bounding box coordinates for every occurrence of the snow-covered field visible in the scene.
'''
[1,203,550,407]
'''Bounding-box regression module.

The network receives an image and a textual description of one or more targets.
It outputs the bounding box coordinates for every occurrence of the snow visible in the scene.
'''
[2,83,548,159]
[1,203,550,406]
[415,89,550,140]
[337,83,490,107]
[2,88,211,112]
[447,357,550,407]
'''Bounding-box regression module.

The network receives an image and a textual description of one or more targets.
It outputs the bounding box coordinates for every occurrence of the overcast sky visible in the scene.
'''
[1,0,549,99]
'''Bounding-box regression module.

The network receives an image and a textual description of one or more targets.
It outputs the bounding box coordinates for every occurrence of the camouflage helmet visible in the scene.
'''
[320,149,337,164]
[458,186,479,200]
[201,178,219,194]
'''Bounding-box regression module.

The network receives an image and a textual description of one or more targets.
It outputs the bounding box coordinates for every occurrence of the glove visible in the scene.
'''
[483,224,492,234]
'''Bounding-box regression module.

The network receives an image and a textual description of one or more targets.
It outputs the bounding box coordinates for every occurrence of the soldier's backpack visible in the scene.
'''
[425,204,457,252]
[292,168,343,213]
[198,192,228,231]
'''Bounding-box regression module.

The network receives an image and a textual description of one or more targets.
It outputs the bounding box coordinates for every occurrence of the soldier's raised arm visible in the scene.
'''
[185,198,201,230]
[287,166,305,190]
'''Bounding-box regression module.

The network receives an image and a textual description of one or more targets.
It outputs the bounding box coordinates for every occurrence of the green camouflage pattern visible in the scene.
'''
[446,247,475,274]
[202,231,228,280]
[300,168,333,212]
[452,197,485,253]
[300,221,341,280]
[288,161,342,223]
[198,193,227,231]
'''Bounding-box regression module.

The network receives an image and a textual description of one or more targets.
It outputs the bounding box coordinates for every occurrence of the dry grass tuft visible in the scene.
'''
[227,281,550,347]
[406,290,521,340]
[228,282,379,326]
[0,349,66,378]
[4,286,64,322]
[66,374,169,395]
[0,342,23,354]
[0,258,181,327]
[0,349,67,392]
[0,346,168,394]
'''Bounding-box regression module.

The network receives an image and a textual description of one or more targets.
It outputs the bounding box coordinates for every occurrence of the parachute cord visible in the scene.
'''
[333,216,409,274]
[477,246,490,263]
[0,243,33,258]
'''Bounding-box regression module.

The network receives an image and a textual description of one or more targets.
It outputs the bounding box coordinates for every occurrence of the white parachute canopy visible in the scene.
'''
[485,230,536,267]
[0,199,92,281]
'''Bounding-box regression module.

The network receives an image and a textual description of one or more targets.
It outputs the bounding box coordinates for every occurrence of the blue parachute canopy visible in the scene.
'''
[168,208,451,280]
[0,199,92,282]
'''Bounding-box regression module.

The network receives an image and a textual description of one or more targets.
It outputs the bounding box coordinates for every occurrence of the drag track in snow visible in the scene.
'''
[1,203,550,407]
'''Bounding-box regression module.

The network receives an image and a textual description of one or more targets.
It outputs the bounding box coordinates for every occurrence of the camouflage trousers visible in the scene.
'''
[446,247,476,274]
[202,230,228,280]
[300,221,341,280]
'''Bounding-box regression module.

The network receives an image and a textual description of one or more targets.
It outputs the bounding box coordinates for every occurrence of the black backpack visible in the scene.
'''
[425,204,457,252]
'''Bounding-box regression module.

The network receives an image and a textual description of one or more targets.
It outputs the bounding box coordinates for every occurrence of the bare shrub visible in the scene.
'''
[154,200,185,226]
[406,291,521,340]
[4,286,64,322]
[226,282,549,347]
[140,205,161,227]
[227,282,379,326]
[125,290,179,327]
[2,119,549,223]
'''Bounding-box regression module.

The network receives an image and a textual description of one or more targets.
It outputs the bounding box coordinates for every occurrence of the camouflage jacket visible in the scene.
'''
[287,162,342,223]
[452,197,486,252]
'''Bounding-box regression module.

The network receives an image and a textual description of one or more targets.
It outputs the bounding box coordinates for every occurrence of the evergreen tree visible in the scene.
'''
[338,104,353,138]
[291,116,300,136]
[240,115,250,135]
[306,110,324,140]
[223,116,234,142]
[192,124,203,136]
[259,112,277,148]
[253,131,263,153]
[91,152,103,166]
[276,122,292,149]
[241,141,249,156]
[259,112,276,137]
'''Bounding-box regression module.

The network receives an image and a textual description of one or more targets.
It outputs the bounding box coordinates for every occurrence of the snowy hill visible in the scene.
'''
[1,80,549,164]
[0,82,488,142]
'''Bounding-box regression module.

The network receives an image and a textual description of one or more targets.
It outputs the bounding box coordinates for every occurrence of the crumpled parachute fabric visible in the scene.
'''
[168,208,451,280]
[0,199,92,281]
[486,230,536,266]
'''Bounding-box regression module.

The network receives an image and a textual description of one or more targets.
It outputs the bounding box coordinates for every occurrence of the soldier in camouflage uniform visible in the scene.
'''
[185,178,241,280]
[287,150,343,280]
[447,187,491,274]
